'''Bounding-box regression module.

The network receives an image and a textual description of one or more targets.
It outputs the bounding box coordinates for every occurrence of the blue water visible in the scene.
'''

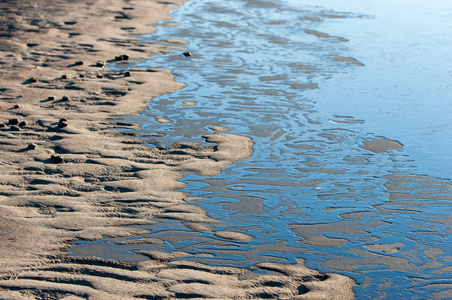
[296,0,452,180]
[70,0,452,298]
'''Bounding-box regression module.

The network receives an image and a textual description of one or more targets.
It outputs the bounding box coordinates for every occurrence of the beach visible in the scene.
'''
[0,0,355,298]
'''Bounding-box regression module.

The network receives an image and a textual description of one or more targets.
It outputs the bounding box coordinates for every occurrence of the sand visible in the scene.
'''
[0,0,355,298]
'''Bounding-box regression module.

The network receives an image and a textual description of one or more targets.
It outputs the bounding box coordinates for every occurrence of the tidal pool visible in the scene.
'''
[70,0,452,298]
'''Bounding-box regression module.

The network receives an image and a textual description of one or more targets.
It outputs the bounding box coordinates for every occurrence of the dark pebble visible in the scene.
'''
[48,96,56,100]
[96,60,105,67]
[96,74,103,78]
[79,74,85,78]
[182,51,191,57]
[0,124,6,128]
[58,119,68,128]
[11,125,20,131]
[115,54,130,61]
[124,71,131,77]
[28,143,37,150]
[29,77,37,83]
[18,121,27,127]
[13,105,20,109]
[61,74,67,79]
[62,96,70,101]
[9,118,19,125]
[75,60,84,65]
[51,155,64,163]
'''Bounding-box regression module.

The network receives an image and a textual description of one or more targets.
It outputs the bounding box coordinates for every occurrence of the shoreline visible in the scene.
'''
[0,0,355,298]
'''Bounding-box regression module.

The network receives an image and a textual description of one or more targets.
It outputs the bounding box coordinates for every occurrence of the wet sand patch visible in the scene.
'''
[364,242,404,254]
[213,230,254,241]
[179,100,196,107]
[209,125,230,132]
[304,29,349,42]
[154,115,172,123]
[329,56,364,66]
[361,138,403,153]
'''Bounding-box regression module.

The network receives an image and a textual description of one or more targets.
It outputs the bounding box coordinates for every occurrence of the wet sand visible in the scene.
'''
[0,0,355,299]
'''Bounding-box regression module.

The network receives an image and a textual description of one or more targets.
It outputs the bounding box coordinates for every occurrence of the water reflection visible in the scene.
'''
[70,0,452,298]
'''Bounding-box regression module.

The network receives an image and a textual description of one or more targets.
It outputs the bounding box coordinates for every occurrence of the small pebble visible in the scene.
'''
[0,124,6,128]
[29,77,37,83]
[182,51,191,57]
[28,143,37,150]
[79,74,85,78]
[96,74,103,78]
[96,60,105,67]
[11,125,21,131]
[75,60,84,66]
[13,105,20,109]
[124,71,131,77]
[18,121,27,127]
[9,118,19,125]
[62,96,70,101]
[58,119,68,128]
[115,54,130,61]
[51,155,64,164]
[48,96,56,100]
[61,74,67,79]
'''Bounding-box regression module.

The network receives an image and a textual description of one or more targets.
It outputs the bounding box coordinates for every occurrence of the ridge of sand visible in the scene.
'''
[0,0,355,298]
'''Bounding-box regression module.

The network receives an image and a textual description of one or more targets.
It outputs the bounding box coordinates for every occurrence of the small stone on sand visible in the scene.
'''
[115,54,130,61]
[11,125,21,131]
[58,118,68,128]
[9,118,19,125]
[28,143,37,150]
[51,154,64,164]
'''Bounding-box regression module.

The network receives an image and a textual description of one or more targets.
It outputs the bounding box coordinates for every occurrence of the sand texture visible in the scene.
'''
[0,0,355,298]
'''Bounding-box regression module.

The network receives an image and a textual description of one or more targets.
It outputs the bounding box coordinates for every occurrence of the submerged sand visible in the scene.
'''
[0,0,355,298]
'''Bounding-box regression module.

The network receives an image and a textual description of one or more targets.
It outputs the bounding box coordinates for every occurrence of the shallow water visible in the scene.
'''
[70,0,452,298]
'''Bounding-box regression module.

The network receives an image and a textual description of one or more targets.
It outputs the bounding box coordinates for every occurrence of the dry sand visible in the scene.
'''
[0,0,355,298]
